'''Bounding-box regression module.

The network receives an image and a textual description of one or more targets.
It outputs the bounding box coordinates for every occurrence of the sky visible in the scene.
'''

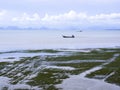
[0,0,120,29]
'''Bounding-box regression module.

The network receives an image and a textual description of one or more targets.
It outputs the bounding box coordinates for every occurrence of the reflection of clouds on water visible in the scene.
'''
[0,30,120,51]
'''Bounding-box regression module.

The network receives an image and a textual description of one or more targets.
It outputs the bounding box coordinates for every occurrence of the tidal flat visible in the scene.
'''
[0,48,120,90]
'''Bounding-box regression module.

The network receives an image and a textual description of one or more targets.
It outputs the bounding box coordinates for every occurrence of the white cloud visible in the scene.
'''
[42,10,87,21]
[0,10,7,20]
[0,10,6,15]
[41,11,120,27]
[12,13,40,22]
[41,10,88,28]
[0,10,120,28]
[89,13,120,24]
[11,13,41,26]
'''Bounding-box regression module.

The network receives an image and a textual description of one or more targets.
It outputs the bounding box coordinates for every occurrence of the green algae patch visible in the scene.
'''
[86,55,120,86]
[0,48,120,89]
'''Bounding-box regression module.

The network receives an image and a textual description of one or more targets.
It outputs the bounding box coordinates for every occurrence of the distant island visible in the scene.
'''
[0,26,50,30]
[0,26,120,31]
[0,26,81,30]
[105,29,120,30]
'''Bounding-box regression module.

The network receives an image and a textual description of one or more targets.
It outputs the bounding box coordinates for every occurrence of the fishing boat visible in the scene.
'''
[62,35,75,38]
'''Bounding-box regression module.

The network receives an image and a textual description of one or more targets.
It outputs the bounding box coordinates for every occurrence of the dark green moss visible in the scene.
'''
[24,49,61,53]
[86,68,113,79]
[46,52,114,61]
[13,56,40,65]
[27,69,68,85]
[86,55,120,86]
[56,62,102,68]
[2,86,9,90]
[56,62,102,75]
[106,68,120,86]
[0,62,9,70]
[23,71,32,76]
[4,57,15,59]
[27,69,69,90]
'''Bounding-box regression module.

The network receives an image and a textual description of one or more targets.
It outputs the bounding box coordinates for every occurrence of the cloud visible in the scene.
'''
[12,13,40,22]
[0,10,7,19]
[42,10,87,21]
[41,10,88,28]
[89,13,120,24]
[41,10,120,27]
[11,13,41,26]
[0,10,6,15]
[0,10,120,28]
[42,10,120,21]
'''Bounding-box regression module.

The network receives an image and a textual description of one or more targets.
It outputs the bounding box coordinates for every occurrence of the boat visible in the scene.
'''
[62,35,75,38]
[77,30,82,32]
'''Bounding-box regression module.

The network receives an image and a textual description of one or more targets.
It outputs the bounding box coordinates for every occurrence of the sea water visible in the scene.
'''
[0,30,120,51]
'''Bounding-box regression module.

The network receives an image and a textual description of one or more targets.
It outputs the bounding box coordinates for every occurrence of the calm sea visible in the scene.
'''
[0,30,120,51]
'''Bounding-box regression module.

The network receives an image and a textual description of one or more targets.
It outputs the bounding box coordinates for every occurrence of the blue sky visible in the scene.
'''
[0,0,120,29]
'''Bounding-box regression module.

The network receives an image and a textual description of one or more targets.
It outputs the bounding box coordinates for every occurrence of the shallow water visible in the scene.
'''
[0,30,120,51]
[0,52,66,62]
[57,54,120,90]
[0,47,120,89]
